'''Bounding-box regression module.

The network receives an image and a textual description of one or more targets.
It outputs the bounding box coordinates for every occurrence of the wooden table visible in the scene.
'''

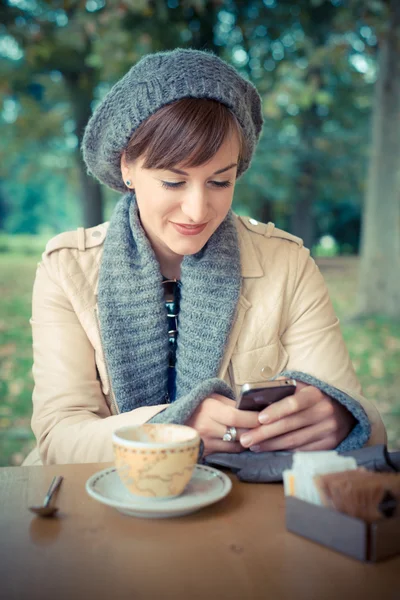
[1,463,398,600]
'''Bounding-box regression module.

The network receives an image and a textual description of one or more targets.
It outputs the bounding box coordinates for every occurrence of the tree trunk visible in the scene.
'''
[76,162,104,228]
[290,178,315,251]
[0,184,9,231]
[290,120,318,250]
[258,198,274,225]
[356,0,400,318]
[64,73,104,228]
[191,0,220,53]
[290,68,321,251]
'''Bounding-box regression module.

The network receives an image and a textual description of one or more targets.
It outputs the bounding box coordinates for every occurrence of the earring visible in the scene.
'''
[125,180,132,187]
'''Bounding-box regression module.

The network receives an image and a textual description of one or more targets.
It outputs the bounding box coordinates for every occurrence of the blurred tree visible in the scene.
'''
[0,183,10,231]
[222,0,378,248]
[357,0,400,317]
[13,187,42,234]
[0,0,103,226]
[0,0,390,256]
[0,0,223,227]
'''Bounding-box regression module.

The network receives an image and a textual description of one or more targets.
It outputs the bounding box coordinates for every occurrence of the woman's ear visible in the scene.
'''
[120,152,134,188]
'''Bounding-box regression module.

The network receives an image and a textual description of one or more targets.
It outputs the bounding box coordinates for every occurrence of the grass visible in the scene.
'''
[0,244,399,466]
[317,257,400,451]
[0,253,39,465]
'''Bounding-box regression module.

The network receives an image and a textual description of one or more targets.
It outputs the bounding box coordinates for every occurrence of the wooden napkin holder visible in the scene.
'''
[285,496,400,562]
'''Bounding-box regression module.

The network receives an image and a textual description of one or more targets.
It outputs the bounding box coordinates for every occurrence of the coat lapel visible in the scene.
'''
[217,218,265,381]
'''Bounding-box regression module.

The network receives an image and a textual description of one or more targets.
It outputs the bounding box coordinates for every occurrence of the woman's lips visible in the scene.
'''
[171,222,208,236]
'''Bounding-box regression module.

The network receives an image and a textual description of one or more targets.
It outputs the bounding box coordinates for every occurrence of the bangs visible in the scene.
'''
[124,98,247,171]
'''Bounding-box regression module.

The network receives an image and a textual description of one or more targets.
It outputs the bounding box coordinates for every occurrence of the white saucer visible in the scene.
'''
[85,464,232,518]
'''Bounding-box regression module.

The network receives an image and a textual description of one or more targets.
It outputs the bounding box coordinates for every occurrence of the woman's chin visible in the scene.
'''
[164,234,209,257]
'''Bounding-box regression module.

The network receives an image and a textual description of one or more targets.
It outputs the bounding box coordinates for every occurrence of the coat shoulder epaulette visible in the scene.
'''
[44,222,109,255]
[237,216,303,247]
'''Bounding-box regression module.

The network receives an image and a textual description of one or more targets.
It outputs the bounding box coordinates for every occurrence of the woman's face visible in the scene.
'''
[121,133,240,273]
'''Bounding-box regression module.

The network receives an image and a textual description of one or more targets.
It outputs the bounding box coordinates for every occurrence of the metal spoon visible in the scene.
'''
[29,475,64,517]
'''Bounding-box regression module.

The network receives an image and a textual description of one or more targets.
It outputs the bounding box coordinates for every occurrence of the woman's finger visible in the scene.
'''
[240,401,333,448]
[186,397,258,449]
[249,420,338,452]
[197,421,250,444]
[206,396,260,429]
[257,385,322,425]
[294,437,338,451]
[202,440,244,456]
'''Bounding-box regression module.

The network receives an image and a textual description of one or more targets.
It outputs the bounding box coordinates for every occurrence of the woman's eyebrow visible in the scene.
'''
[167,163,238,176]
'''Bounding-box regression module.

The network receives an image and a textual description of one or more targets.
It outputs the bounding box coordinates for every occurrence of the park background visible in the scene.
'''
[0,0,399,465]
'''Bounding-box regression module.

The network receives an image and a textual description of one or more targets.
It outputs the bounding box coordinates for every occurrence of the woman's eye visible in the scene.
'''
[211,180,232,188]
[160,180,232,189]
[161,181,185,189]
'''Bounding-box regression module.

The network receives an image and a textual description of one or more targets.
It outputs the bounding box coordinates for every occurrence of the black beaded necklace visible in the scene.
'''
[161,278,181,402]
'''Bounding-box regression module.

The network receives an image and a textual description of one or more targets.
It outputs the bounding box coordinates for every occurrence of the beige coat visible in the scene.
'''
[23,216,386,466]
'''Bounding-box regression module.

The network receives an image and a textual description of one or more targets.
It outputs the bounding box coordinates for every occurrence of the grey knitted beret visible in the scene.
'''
[82,48,263,192]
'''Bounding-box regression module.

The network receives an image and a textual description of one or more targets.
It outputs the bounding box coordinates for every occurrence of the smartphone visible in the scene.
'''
[235,379,297,411]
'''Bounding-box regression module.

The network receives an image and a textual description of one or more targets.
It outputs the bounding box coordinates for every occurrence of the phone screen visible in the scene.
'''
[236,382,296,411]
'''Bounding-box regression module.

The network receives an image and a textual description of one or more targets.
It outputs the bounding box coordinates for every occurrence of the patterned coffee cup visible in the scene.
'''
[112,424,201,499]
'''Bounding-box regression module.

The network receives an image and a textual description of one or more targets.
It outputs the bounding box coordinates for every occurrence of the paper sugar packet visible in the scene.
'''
[283,451,358,506]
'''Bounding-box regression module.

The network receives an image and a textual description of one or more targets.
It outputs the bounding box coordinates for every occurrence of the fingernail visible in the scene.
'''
[258,413,269,424]
[240,434,252,446]
[250,445,261,452]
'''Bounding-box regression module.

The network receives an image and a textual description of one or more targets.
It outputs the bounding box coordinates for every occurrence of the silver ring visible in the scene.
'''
[222,426,237,443]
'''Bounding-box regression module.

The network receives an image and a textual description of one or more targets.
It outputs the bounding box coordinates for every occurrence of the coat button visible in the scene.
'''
[249,218,258,225]
[92,230,102,238]
[261,366,271,378]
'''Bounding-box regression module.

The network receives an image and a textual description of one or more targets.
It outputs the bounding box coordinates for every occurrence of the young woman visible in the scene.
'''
[23,48,386,465]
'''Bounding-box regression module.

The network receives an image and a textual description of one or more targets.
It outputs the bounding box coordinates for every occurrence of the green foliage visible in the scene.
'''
[0,233,48,255]
[0,1,395,240]
[312,235,340,257]
[322,257,400,450]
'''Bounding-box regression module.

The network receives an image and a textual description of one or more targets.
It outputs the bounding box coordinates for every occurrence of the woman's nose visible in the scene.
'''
[180,190,209,223]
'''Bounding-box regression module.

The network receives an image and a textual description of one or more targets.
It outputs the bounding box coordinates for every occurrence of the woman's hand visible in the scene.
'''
[186,393,260,456]
[239,381,357,452]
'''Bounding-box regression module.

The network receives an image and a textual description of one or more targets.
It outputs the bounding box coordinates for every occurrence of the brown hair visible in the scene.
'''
[124,98,248,172]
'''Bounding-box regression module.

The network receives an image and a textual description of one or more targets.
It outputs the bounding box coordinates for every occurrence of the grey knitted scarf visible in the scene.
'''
[97,193,241,415]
